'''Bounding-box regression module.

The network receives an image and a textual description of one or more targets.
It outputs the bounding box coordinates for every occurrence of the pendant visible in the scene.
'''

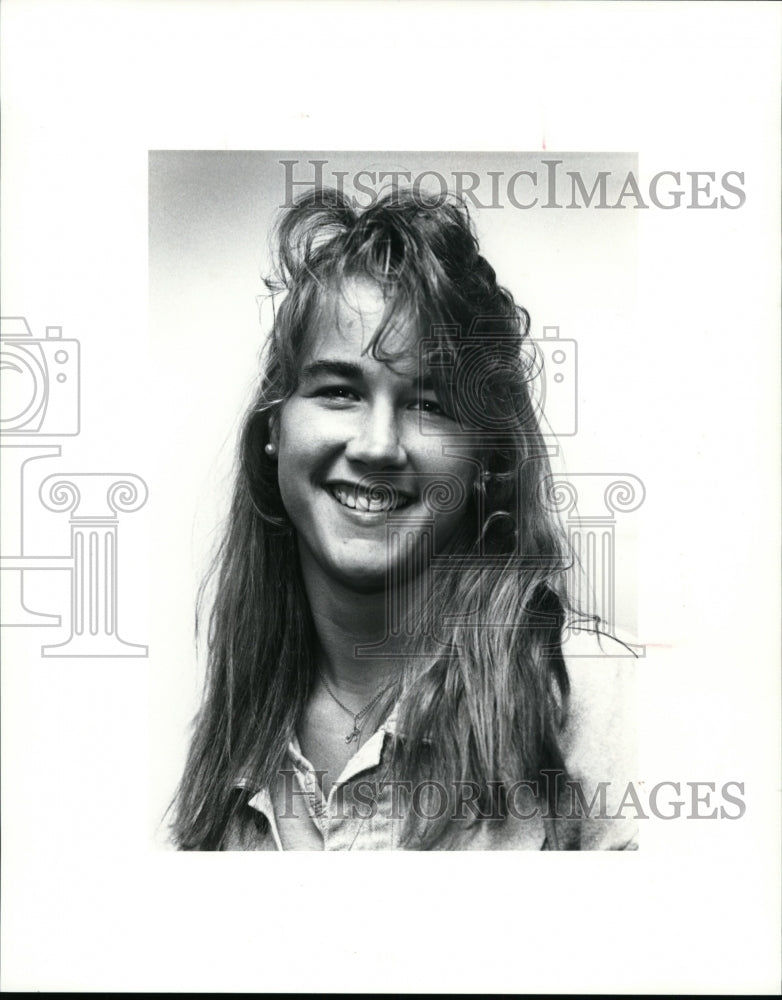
[345,724,361,744]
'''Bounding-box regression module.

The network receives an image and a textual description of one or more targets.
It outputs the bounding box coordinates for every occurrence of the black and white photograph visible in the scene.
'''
[1,1,779,993]
[151,151,644,854]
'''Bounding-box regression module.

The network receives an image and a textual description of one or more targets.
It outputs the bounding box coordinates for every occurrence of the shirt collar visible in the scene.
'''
[234,705,399,795]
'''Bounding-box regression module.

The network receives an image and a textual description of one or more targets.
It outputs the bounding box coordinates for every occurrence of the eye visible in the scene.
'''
[315,384,360,403]
[412,396,452,419]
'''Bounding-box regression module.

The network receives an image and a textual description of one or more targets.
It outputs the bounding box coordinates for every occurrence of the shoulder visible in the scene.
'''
[221,797,279,851]
[556,625,640,850]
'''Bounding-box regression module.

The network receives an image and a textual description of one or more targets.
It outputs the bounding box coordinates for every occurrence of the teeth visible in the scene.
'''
[329,485,410,513]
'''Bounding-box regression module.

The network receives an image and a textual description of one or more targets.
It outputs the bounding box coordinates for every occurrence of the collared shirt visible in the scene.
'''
[223,628,639,851]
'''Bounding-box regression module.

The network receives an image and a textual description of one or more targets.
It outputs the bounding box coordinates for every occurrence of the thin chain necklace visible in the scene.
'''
[320,673,393,745]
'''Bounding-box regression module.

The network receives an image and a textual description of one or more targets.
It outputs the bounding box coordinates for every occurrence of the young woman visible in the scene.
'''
[171,186,637,851]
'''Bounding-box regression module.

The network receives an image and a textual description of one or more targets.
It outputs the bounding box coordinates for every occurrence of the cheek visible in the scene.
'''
[418,444,477,491]
[278,401,347,461]
[274,406,348,522]
[275,410,314,507]
[277,405,322,473]
[416,453,478,529]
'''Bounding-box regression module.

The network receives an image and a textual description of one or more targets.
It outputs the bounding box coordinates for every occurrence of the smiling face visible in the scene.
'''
[272,278,478,595]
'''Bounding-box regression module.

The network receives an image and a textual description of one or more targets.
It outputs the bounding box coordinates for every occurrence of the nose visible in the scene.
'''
[345,400,407,468]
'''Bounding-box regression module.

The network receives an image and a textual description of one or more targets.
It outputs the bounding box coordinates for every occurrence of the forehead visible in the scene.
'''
[302,277,422,374]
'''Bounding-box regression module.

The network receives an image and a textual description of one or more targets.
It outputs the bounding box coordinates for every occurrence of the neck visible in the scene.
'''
[299,554,413,700]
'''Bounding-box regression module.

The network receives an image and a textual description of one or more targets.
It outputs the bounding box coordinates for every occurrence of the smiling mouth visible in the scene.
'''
[327,484,414,513]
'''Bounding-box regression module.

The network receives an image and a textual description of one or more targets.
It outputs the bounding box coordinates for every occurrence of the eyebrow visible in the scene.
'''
[298,360,364,383]
[298,358,435,389]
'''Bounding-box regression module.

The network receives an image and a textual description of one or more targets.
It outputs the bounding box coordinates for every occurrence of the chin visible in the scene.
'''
[329,562,389,595]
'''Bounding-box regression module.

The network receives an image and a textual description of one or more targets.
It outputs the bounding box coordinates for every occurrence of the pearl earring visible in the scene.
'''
[265,442,277,457]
